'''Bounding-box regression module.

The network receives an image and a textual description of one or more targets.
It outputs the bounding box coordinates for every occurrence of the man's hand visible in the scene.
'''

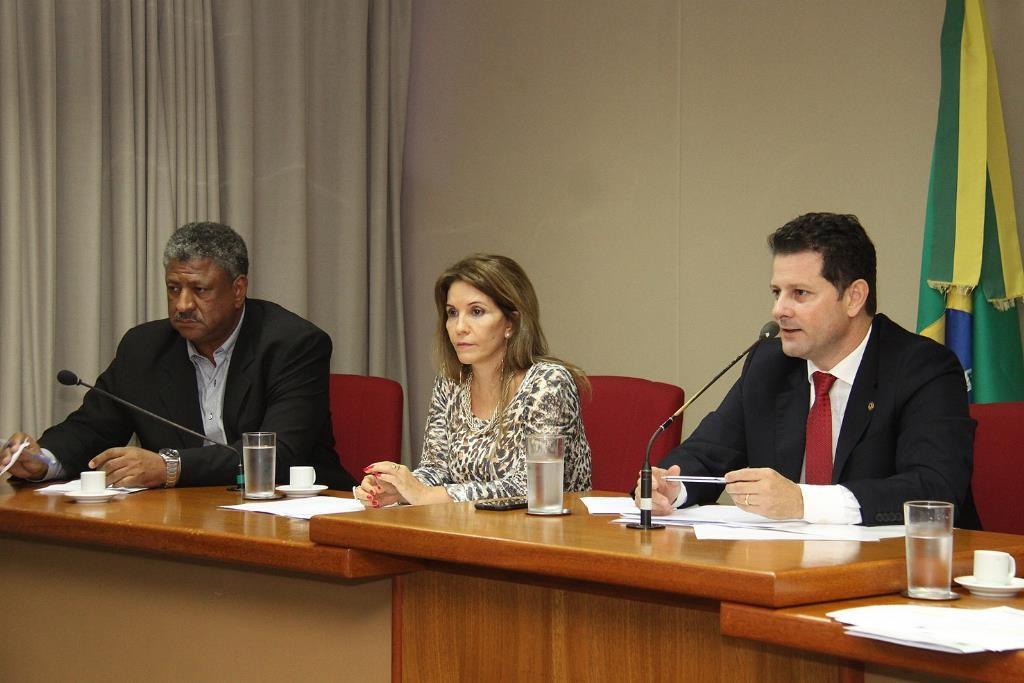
[634,464,682,516]
[1,432,47,480]
[90,447,167,488]
[725,467,804,519]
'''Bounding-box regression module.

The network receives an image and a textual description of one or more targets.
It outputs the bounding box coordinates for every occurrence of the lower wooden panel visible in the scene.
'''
[399,570,849,682]
[1,536,392,683]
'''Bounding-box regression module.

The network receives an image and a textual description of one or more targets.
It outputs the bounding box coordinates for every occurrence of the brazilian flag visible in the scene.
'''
[917,0,1024,403]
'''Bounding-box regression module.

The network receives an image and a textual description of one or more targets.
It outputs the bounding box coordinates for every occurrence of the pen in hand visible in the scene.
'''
[663,475,728,484]
[0,439,31,476]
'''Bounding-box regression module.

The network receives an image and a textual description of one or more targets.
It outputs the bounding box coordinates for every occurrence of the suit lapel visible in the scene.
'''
[833,316,882,482]
[223,301,257,442]
[775,362,809,482]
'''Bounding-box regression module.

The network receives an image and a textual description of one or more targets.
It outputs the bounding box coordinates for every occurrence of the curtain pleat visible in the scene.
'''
[1,0,222,432]
[214,0,412,459]
[1,0,58,432]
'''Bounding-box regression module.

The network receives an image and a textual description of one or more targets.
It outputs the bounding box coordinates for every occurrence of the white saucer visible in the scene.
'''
[954,575,1024,598]
[65,490,120,504]
[276,484,327,498]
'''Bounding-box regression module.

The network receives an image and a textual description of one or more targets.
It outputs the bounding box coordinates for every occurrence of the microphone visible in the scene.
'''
[56,370,244,489]
[629,321,780,531]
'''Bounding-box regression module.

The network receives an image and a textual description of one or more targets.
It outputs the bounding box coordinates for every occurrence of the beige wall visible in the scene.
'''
[401,0,1024,459]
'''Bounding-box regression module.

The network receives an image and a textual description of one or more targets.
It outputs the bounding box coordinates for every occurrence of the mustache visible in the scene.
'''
[173,313,202,323]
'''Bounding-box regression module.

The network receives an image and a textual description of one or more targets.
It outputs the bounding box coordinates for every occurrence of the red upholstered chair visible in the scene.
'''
[580,376,685,493]
[970,402,1024,535]
[329,373,404,483]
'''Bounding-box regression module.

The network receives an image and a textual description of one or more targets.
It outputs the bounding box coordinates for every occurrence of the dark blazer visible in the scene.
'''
[40,298,357,490]
[660,314,977,527]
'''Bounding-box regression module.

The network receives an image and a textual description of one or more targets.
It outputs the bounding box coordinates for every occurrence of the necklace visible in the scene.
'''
[461,376,500,436]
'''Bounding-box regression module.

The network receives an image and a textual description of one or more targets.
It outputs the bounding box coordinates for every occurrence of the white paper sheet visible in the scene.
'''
[221,495,366,519]
[36,479,147,494]
[616,504,803,526]
[580,496,640,515]
[609,505,905,541]
[691,525,825,541]
[828,605,1024,653]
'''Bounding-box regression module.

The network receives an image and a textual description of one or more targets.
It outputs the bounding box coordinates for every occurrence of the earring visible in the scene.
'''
[505,331,511,339]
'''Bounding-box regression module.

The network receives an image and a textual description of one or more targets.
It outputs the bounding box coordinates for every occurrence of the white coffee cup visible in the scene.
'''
[80,470,107,493]
[290,466,316,488]
[974,550,1017,585]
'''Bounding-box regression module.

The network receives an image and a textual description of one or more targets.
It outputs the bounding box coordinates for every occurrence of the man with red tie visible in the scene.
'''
[645,213,976,526]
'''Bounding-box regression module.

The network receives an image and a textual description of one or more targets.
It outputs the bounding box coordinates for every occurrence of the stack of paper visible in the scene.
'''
[578,497,904,541]
[828,604,1024,653]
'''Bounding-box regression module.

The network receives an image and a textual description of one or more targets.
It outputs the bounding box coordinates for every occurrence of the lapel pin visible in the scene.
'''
[867,401,875,412]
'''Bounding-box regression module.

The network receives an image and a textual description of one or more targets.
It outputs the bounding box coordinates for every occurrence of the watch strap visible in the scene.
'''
[158,448,181,488]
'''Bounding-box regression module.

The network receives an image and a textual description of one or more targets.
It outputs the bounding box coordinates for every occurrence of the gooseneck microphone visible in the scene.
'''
[56,370,243,488]
[628,321,781,531]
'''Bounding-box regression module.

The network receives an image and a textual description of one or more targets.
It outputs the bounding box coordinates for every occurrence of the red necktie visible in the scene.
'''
[805,371,838,485]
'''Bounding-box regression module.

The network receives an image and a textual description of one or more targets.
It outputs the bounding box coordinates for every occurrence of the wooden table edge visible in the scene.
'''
[1,507,421,580]
[310,514,916,607]
[719,599,1022,682]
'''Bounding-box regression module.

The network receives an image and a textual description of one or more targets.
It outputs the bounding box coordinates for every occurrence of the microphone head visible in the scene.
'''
[56,370,80,386]
[759,321,781,340]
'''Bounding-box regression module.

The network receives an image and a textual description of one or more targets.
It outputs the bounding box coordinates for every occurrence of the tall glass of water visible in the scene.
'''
[526,433,565,515]
[243,431,277,499]
[903,500,955,600]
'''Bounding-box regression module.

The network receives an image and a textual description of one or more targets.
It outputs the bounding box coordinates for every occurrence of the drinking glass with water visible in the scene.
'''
[903,500,956,600]
[243,431,277,499]
[526,432,566,515]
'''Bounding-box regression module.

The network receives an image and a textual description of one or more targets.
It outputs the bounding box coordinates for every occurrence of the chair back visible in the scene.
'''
[580,375,685,493]
[329,373,404,482]
[970,401,1024,535]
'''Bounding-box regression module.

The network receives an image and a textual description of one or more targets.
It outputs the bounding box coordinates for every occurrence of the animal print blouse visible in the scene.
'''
[413,362,592,502]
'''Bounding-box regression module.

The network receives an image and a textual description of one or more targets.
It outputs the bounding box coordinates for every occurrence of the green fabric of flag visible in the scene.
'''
[916,0,1024,403]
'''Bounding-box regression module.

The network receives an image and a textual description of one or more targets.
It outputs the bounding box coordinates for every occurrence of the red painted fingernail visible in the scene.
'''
[372,501,380,508]
[362,466,371,472]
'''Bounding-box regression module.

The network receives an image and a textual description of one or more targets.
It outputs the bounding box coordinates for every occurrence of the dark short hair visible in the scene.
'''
[163,222,249,279]
[768,213,877,315]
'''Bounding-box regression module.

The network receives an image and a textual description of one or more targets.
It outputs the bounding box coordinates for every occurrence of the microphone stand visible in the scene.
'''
[629,322,779,531]
[57,370,244,491]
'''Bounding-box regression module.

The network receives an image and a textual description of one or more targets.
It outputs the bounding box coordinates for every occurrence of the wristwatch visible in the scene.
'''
[159,448,181,488]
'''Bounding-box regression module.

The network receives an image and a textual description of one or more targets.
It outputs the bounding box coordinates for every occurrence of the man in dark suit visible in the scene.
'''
[1,222,356,490]
[645,213,975,526]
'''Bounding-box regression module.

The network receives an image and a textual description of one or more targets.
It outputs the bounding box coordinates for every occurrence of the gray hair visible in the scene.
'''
[163,222,249,279]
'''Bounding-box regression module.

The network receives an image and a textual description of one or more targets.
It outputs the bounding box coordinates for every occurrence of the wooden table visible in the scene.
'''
[0,481,416,682]
[721,593,1024,682]
[8,481,1020,682]
[309,493,1024,682]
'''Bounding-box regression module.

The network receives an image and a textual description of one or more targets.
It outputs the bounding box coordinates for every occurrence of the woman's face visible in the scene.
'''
[445,280,513,374]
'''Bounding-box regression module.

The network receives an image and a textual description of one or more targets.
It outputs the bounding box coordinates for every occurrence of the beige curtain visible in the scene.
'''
[1,0,220,429]
[213,0,410,381]
[212,0,412,456]
[0,0,411,458]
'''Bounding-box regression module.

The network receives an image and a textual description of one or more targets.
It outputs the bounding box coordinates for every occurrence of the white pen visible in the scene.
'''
[0,439,31,476]
[663,475,727,484]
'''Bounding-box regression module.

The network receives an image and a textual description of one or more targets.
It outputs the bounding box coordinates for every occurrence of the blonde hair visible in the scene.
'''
[433,254,589,415]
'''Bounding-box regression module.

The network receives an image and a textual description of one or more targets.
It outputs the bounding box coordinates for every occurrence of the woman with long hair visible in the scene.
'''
[356,254,591,506]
